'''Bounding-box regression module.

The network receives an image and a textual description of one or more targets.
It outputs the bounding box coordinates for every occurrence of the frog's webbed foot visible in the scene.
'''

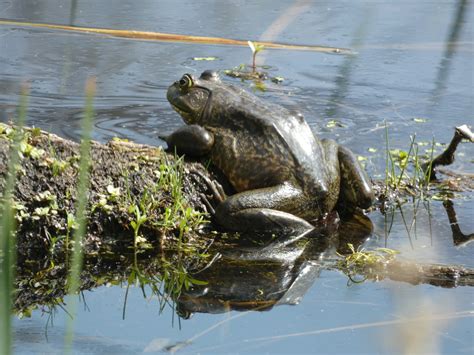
[188,168,226,215]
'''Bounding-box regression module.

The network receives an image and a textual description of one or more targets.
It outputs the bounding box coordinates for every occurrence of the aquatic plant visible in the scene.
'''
[337,243,400,284]
[248,41,265,73]
[383,122,441,200]
[0,85,28,355]
[122,154,209,322]
[64,78,95,353]
[223,40,283,88]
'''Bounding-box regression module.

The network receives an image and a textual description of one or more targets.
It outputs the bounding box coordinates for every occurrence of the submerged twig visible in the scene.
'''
[422,124,474,179]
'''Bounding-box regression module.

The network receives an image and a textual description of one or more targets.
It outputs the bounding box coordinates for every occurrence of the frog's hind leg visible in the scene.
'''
[214,182,314,234]
[337,145,374,213]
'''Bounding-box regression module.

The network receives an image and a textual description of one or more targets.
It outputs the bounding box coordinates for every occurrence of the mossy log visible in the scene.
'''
[0,124,211,265]
[0,124,473,316]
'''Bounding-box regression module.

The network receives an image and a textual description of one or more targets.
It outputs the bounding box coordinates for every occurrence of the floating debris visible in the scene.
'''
[192,56,219,61]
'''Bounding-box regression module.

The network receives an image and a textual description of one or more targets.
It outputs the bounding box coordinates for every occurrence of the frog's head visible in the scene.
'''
[167,70,221,124]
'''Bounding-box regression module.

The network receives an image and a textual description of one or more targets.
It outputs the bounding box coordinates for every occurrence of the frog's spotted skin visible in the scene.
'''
[166,70,374,233]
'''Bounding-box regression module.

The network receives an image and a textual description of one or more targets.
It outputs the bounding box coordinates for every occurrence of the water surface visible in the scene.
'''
[1,0,473,353]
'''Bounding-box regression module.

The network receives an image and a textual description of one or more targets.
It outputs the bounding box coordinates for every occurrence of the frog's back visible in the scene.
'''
[205,87,333,195]
[263,107,341,218]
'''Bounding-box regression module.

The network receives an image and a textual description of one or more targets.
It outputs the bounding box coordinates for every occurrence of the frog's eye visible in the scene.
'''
[200,70,219,81]
[178,74,194,89]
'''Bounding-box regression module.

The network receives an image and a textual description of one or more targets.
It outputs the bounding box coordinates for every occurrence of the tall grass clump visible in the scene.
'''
[384,122,436,196]
[122,155,208,321]
[63,78,96,352]
[0,85,29,355]
[382,122,441,245]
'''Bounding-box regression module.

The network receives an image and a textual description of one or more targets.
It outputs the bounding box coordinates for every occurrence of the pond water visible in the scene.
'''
[1,0,473,353]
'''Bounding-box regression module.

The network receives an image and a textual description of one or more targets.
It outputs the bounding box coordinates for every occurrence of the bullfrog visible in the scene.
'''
[166,70,374,233]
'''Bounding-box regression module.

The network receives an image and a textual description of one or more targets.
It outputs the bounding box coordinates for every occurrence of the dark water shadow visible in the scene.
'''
[443,199,474,247]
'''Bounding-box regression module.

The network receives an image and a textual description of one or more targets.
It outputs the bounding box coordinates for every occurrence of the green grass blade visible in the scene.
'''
[64,78,96,353]
[384,121,393,191]
[396,134,416,187]
[423,137,436,187]
[0,85,29,355]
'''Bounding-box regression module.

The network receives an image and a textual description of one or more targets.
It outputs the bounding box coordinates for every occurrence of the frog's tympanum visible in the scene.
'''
[166,70,374,233]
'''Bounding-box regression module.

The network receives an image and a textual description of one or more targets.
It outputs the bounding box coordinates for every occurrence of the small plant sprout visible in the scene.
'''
[248,41,264,73]
[106,184,120,201]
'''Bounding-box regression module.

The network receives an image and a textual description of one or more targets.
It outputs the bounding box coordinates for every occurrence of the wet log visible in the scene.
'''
[383,259,474,288]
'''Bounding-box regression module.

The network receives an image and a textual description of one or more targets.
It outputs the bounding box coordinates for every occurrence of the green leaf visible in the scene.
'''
[254,81,266,92]
[188,277,208,286]
[248,41,264,53]
[248,40,256,53]
[31,127,42,137]
[34,207,50,216]
[106,184,120,197]
[128,271,136,284]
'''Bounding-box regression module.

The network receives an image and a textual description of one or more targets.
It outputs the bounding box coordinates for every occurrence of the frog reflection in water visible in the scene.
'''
[166,70,374,233]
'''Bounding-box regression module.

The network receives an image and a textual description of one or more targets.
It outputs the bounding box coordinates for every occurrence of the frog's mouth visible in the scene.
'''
[170,91,213,125]
[170,104,194,123]
[167,81,213,124]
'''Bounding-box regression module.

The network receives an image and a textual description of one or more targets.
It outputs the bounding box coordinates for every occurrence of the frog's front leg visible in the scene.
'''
[163,124,214,157]
[337,145,374,211]
[214,182,314,234]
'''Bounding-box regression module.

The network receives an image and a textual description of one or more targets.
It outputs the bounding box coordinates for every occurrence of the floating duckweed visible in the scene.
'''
[252,80,266,92]
[326,119,346,129]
